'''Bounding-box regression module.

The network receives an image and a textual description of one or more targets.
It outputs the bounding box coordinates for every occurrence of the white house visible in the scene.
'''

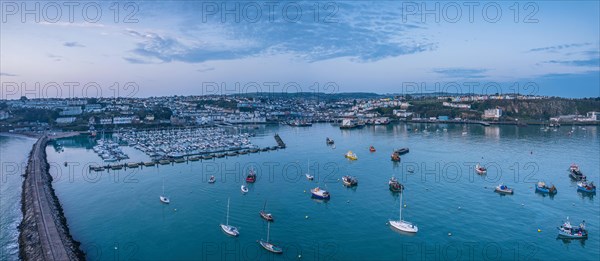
[483,108,502,120]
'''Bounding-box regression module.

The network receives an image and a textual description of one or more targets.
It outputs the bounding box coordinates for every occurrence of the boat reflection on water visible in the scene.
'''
[388,225,417,237]
[535,191,557,200]
[557,237,587,247]
[577,191,595,200]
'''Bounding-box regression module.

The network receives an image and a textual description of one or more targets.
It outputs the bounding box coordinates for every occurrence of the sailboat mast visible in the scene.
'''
[399,191,403,221]
[267,221,270,242]
[226,198,230,225]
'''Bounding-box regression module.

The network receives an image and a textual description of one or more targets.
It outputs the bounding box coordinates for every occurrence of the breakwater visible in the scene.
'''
[19,136,85,260]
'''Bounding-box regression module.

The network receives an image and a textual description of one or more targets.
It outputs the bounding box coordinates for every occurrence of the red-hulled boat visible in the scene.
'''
[246,168,256,183]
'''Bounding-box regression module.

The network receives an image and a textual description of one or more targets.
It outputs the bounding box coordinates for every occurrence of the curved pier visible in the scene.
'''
[19,136,85,260]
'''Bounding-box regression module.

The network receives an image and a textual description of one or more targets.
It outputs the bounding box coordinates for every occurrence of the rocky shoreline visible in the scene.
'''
[18,136,85,261]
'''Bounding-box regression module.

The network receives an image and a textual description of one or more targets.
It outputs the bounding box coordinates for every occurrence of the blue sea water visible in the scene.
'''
[0,135,35,261]
[5,123,600,260]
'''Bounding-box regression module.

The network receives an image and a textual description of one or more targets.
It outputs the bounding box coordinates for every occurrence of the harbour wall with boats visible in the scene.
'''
[19,136,85,260]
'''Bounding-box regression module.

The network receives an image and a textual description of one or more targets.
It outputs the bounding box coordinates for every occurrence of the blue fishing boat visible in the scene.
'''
[557,217,587,239]
[494,184,514,194]
[311,187,330,200]
[577,181,596,193]
[535,181,557,194]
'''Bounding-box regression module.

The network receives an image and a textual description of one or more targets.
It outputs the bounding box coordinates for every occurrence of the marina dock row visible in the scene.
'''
[89,135,286,171]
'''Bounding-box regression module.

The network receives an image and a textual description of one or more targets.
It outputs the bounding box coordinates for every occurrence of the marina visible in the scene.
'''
[36,123,600,260]
[87,131,285,171]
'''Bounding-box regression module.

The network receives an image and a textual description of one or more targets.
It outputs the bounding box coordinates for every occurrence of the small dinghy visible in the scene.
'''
[326,137,334,145]
[557,217,587,239]
[241,185,249,194]
[535,181,557,194]
[494,184,513,194]
[342,175,358,187]
[475,164,487,174]
[390,153,401,162]
[369,146,376,152]
[208,175,216,184]
[577,181,596,193]
[310,187,330,200]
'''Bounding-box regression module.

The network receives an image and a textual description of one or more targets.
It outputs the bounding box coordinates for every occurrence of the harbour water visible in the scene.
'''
[0,135,35,261]
[4,123,599,260]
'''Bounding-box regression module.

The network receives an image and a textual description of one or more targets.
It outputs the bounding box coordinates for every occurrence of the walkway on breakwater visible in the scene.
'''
[19,136,84,260]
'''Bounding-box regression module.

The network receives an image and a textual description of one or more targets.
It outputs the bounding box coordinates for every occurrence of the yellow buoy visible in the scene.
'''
[537,229,541,232]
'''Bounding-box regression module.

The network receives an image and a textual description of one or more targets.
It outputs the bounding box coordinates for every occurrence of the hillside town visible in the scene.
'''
[0,93,598,133]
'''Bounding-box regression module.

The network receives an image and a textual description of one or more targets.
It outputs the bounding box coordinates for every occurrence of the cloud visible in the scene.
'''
[123,57,154,64]
[433,68,489,79]
[197,67,215,73]
[546,58,600,67]
[63,41,85,47]
[528,43,591,53]
[0,72,18,77]
[47,54,63,62]
[123,2,434,64]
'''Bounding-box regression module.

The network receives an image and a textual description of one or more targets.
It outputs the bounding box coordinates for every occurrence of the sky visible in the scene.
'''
[1,1,599,99]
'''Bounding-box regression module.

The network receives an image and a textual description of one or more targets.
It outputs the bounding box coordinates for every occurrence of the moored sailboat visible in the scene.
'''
[258,222,283,254]
[220,198,240,237]
[259,201,274,222]
[159,178,170,204]
[389,191,418,233]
